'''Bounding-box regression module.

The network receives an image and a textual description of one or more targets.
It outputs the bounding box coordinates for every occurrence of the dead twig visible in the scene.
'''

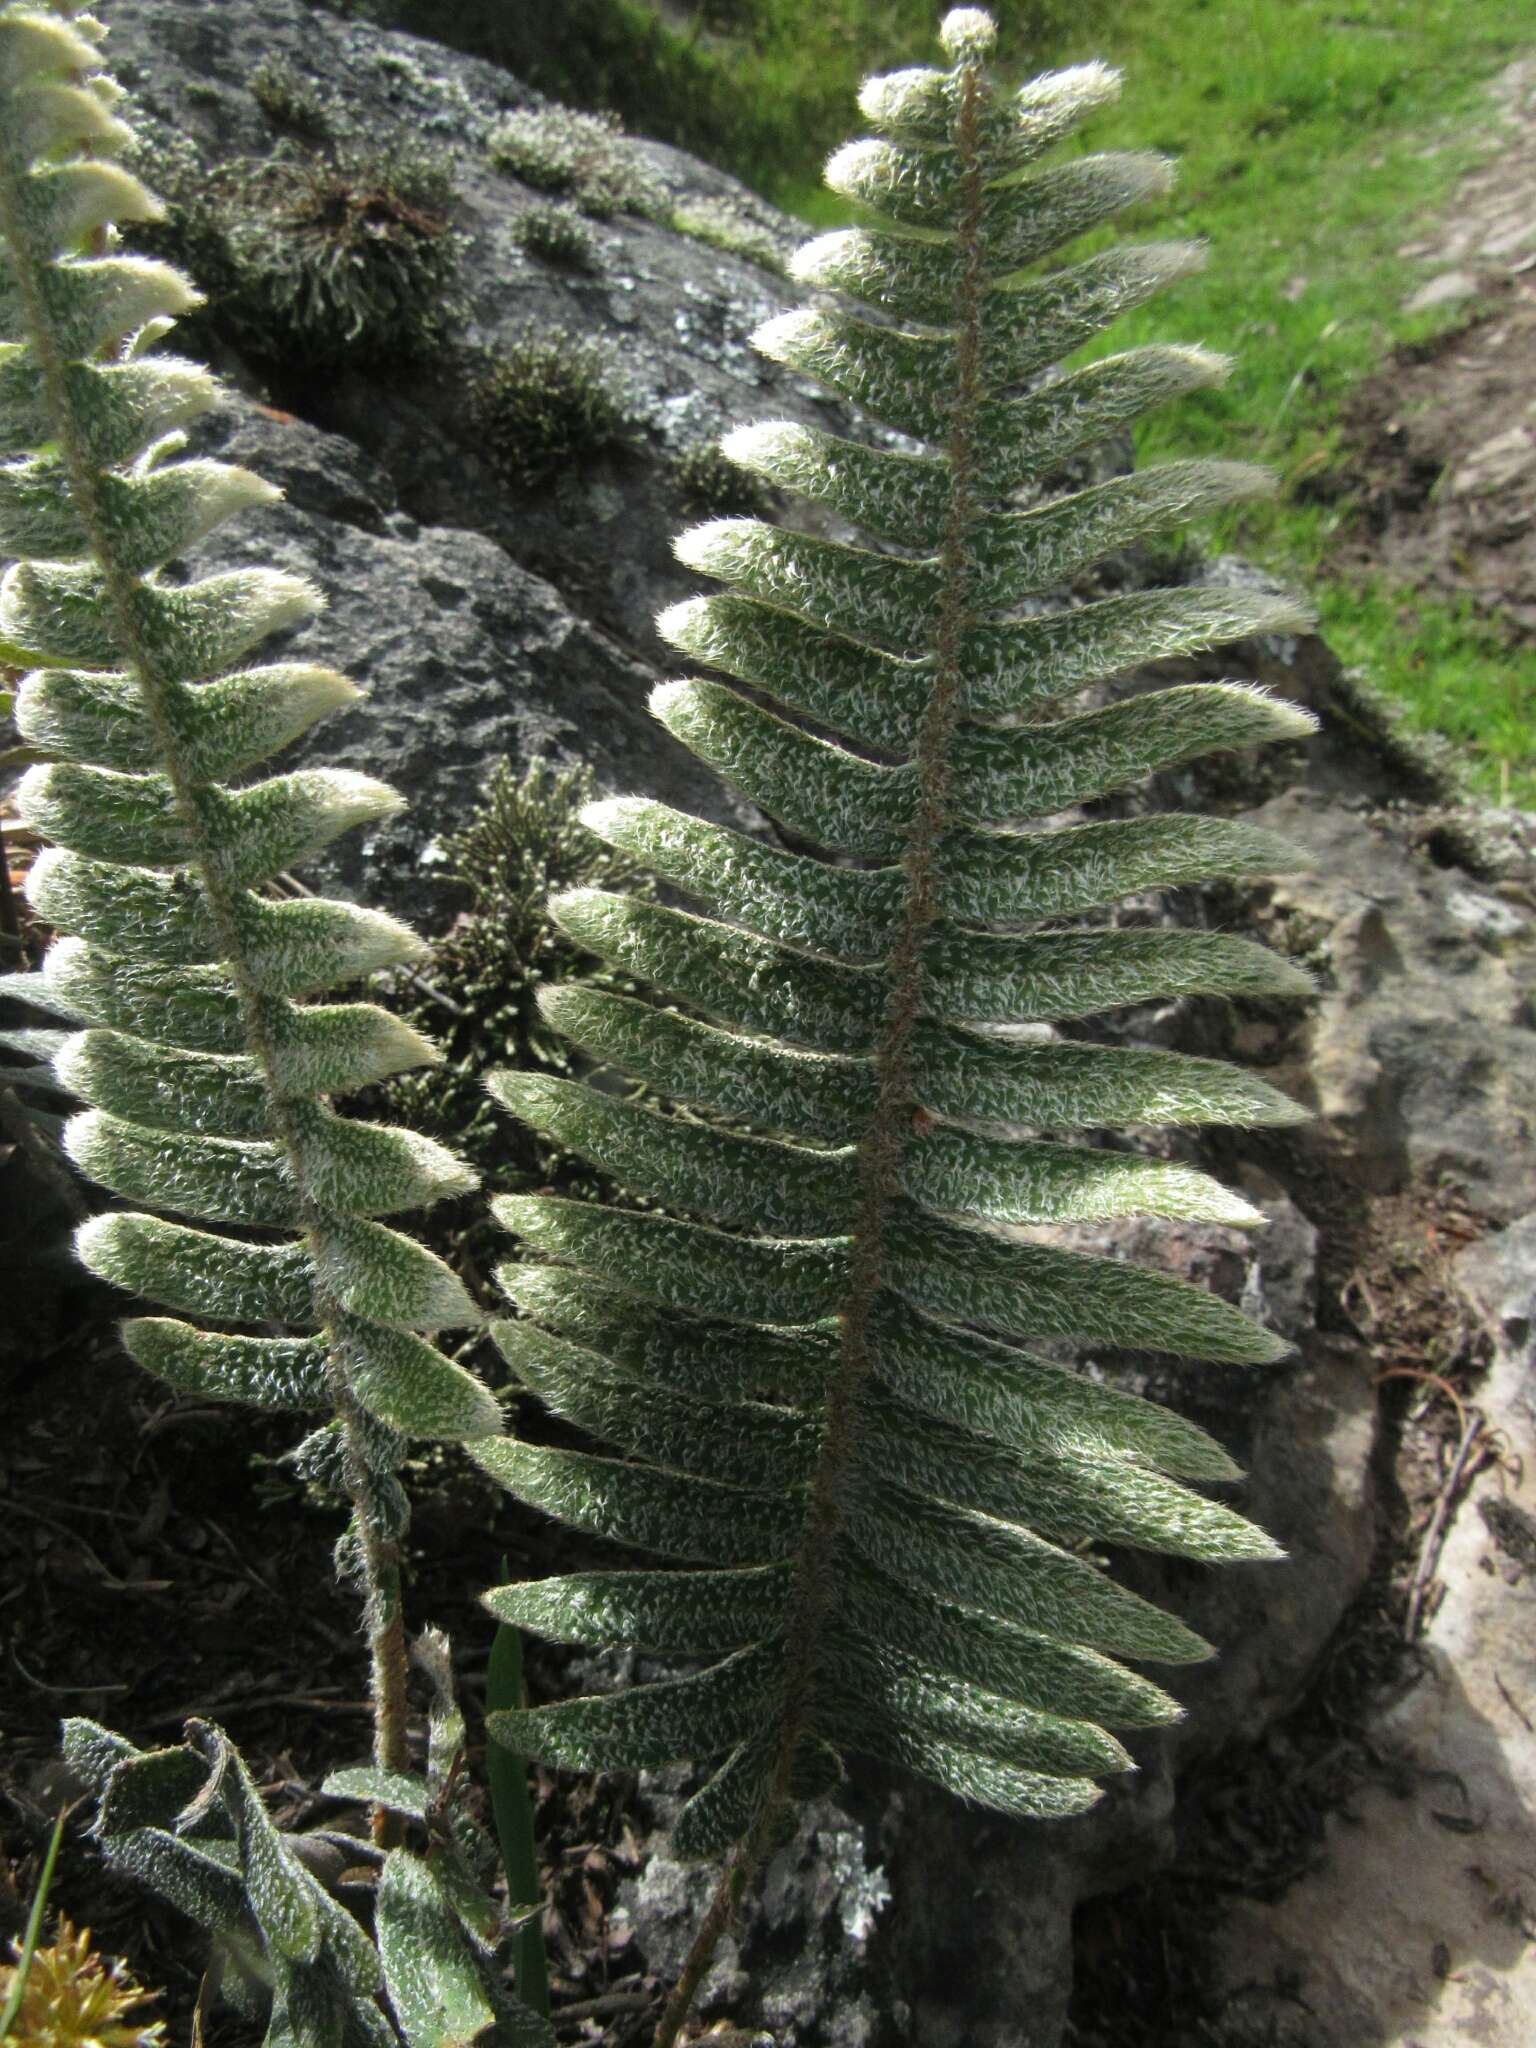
[553,1988,654,2026]
[1374,1364,1472,1434]
[9,1642,130,1697]
[269,870,471,1019]
[1404,1406,1493,1641]
[8,1496,172,1591]
[144,1689,373,1728]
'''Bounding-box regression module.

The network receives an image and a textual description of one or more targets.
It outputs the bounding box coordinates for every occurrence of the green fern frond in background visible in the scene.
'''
[475,9,1317,2033]
[0,0,500,1813]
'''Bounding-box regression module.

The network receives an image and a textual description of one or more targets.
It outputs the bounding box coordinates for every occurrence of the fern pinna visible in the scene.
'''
[0,1,498,1802]
[474,5,1316,2026]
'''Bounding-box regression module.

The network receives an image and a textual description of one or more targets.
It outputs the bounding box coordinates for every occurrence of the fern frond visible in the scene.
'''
[0,0,497,1801]
[476,3,1315,2005]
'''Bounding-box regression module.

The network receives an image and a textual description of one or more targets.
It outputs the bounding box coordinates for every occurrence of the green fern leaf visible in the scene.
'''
[61,1717,405,2039]
[374,1851,504,2048]
[120,1322,332,1410]
[494,1273,831,1401]
[488,1645,783,1772]
[0,0,498,1875]
[474,1437,802,1566]
[479,16,1315,1969]
[484,1564,793,1656]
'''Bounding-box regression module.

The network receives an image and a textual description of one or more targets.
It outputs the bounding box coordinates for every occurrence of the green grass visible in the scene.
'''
[1046,0,1536,801]
[1317,582,1536,806]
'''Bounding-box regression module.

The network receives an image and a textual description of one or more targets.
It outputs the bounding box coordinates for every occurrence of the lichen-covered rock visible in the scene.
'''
[1242,788,1536,1222]
[619,1792,889,2048]
[88,0,857,916]
[104,0,840,665]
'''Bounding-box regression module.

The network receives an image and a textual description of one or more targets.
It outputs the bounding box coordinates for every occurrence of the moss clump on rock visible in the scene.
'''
[514,201,600,270]
[138,135,461,370]
[670,195,786,274]
[249,55,332,139]
[487,105,664,219]
[470,327,637,487]
[670,437,772,517]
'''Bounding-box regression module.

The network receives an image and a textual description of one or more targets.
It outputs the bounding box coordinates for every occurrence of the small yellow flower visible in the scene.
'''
[0,1918,165,2048]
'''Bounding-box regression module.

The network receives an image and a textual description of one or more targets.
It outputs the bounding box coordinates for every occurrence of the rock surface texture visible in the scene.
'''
[15,3,1536,2043]
[1212,1217,1536,2048]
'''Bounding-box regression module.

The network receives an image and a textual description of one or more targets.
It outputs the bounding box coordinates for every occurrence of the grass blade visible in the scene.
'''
[0,1810,67,2040]
[487,1576,550,2021]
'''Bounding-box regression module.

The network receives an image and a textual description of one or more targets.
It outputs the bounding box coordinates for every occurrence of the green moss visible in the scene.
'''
[487,105,665,220]
[136,135,461,371]
[669,195,786,274]
[381,760,651,1197]
[670,438,772,518]
[352,0,1111,205]
[470,327,637,488]
[249,56,332,140]
[514,201,600,270]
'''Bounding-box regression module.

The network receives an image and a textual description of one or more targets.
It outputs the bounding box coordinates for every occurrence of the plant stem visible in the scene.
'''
[486,1597,552,2018]
[0,814,24,961]
[337,1386,409,1846]
[652,53,990,2048]
[0,82,407,1843]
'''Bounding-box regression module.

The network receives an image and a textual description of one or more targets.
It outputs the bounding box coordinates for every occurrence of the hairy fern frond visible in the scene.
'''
[60,1696,554,2048]
[475,3,1317,1945]
[0,0,498,1789]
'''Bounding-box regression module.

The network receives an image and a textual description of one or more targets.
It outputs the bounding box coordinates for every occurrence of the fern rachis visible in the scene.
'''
[474,8,1317,2038]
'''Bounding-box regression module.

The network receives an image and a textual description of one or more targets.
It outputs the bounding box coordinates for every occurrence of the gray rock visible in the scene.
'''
[1210,1215,1536,2045]
[97,0,852,922]
[104,0,855,666]
[1400,269,1480,314]
[972,1192,1375,1757]
[1451,420,1536,498]
[182,399,750,919]
[616,1188,1378,2045]
[1239,788,1536,1221]
[617,1791,889,2047]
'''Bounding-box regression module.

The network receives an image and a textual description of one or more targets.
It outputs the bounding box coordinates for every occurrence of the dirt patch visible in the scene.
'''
[0,1323,651,2043]
[1336,274,1536,641]
[1320,56,1536,643]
